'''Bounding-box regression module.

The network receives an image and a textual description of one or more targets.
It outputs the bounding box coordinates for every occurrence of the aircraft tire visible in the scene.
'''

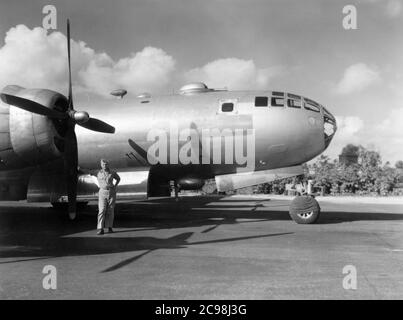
[289,195,320,224]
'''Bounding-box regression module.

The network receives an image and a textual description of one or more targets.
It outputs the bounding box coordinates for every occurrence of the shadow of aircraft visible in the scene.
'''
[100,231,292,273]
[0,222,292,272]
[1,196,403,272]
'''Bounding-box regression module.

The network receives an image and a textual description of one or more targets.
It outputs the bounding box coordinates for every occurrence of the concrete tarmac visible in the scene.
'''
[0,195,402,299]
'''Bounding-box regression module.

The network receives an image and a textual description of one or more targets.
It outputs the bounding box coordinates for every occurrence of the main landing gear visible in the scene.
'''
[289,195,321,224]
[51,202,88,220]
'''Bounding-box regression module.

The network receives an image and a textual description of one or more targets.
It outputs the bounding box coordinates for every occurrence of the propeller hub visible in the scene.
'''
[73,111,90,124]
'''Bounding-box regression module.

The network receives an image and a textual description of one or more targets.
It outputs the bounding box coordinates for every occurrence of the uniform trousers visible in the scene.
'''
[97,188,116,229]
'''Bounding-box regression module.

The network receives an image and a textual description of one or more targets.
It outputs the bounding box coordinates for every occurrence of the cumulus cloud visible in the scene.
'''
[0,25,176,97]
[0,25,71,91]
[371,107,403,162]
[334,63,381,95]
[335,116,364,141]
[79,47,176,95]
[0,25,282,98]
[184,58,281,90]
[324,111,403,164]
[324,116,365,158]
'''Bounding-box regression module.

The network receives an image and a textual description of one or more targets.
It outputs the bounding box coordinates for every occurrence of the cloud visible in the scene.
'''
[0,25,284,98]
[371,107,403,162]
[334,63,381,95]
[184,58,281,90]
[335,116,365,142]
[0,25,70,91]
[324,110,403,164]
[324,116,364,158]
[79,47,176,96]
[0,25,176,97]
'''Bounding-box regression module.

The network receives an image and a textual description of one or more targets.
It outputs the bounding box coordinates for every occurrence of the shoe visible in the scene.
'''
[97,229,104,235]
[108,228,114,233]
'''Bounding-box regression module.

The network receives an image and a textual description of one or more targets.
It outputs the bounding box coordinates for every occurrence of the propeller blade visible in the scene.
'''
[67,19,73,111]
[64,127,78,220]
[0,93,67,119]
[78,117,115,133]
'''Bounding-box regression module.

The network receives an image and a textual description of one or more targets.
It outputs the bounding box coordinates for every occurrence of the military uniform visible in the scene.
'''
[97,169,120,230]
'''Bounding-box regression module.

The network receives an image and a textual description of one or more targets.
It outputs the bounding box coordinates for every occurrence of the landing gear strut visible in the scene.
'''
[289,195,320,224]
[173,181,180,201]
[51,202,88,220]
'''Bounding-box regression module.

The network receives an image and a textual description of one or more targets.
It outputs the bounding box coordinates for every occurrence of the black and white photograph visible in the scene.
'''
[0,0,402,303]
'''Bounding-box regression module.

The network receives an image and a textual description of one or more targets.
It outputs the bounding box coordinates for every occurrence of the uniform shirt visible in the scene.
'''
[97,169,119,190]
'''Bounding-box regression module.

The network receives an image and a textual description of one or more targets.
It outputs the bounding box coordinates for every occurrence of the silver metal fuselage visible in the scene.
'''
[0,88,335,201]
[76,90,327,174]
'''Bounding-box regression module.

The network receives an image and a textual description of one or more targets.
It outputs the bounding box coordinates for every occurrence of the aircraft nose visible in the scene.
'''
[322,106,337,149]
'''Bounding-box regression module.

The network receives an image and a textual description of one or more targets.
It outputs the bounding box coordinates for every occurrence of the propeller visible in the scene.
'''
[0,94,68,119]
[64,19,78,220]
[0,20,116,220]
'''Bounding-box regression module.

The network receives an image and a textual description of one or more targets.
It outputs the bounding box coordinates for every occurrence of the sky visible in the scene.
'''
[0,0,402,164]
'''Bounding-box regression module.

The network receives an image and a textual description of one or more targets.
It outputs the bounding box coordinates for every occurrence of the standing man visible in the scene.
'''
[96,159,120,235]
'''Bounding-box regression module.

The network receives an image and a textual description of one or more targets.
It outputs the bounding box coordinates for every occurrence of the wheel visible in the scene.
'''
[289,195,320,224]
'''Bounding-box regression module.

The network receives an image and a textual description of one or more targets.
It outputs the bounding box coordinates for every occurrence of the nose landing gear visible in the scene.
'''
[289,195,320,224]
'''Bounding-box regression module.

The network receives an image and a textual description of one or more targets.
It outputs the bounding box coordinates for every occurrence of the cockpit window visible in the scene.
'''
[272,91,284,97]
[304,98,320,113]
[221,102,234,112]
[255,96,268,107]
[323,106,335,120]
[304,102,320,113]
[304,98,320,106]
[288,93,301,100]
[287,99,302,108]
[271,97,284,107]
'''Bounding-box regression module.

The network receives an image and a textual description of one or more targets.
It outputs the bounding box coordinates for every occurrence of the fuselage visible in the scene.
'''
[0,84,337,201]
[75,88,335,177]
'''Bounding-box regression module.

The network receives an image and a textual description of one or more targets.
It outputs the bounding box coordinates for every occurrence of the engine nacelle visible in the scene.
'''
[27,162,149,202]
[0,86,68,169]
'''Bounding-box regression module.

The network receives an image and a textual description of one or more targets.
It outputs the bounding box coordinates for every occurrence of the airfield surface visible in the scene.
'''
[0,195,402,299]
